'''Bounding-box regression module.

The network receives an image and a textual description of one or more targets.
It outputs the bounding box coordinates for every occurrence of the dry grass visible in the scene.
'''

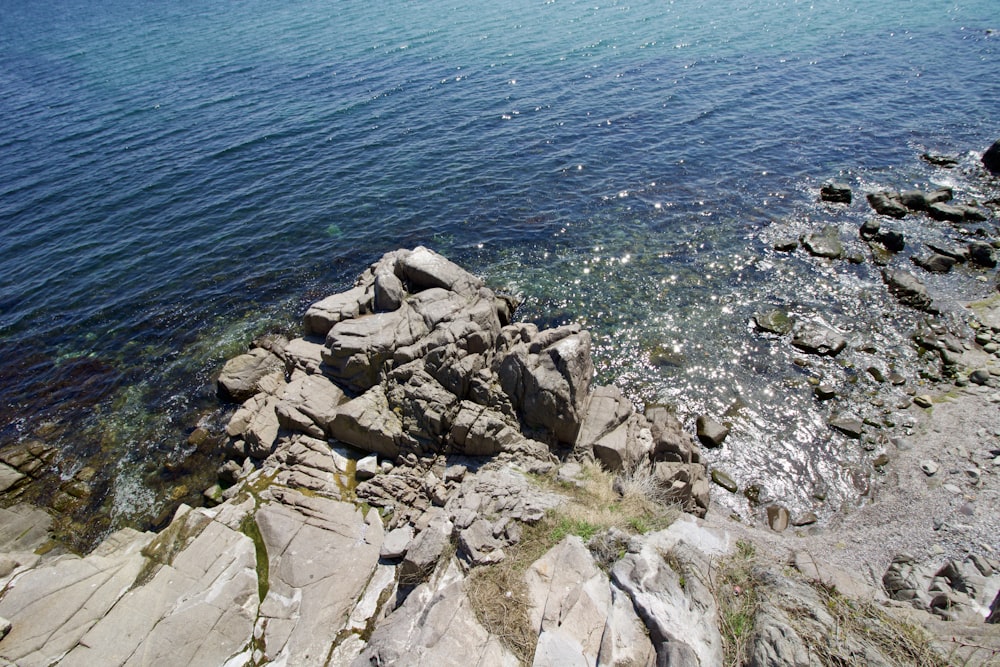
[711,540,763,667]
[792,581,950,667]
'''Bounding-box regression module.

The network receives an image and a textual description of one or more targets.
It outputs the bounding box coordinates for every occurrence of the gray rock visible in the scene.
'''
[330,386,404,458]
[820,181,851,204]
[575,384,634,451]
[647,406,699,464]
[592,414,655,472]
[696,415,729,448]
[278,370,347,436]
[396,246,484,296]
[912,253,956,274]
[814,383,837,401]
[970,369,992,386]
[526,536,655,667]
[399,514,453,584]
[920,460,939,476]
[374,267,406,312]
[0,463,26,494]
[883,269,934,311]
[356,453,379,480]
[353,559,516,667]
[381,526,415,560]
[802,225,844,259]
[217,347,285,402]
[449,400,526,456]
[653,462,710,517]
[866,191,907,218]
[282,336,327,373]
[928,202,967,223]
[875,228,905,252]
[829,413,863,439]
[773,237,799,252]
[791,321,847,356]
[458,519,504,566]
[303,285,370,337]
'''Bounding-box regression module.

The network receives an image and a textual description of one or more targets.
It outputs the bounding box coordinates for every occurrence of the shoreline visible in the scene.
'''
[0,147,998,664]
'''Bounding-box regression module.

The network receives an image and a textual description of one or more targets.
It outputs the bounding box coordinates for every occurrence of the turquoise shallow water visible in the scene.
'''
[1,0,998,541]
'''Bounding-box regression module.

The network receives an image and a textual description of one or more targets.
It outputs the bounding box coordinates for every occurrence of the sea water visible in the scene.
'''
[1,0,998,544]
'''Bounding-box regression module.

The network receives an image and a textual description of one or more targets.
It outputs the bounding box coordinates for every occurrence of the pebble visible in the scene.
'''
[932,518,944,531]
[920,460,939,476]
[914,395,934,408]
[943,483,962,494]
[958,503,975,516]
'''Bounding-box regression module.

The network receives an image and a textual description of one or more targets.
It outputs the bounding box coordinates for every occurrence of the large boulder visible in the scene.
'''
[217,347,285,402]
[330,386,404,458]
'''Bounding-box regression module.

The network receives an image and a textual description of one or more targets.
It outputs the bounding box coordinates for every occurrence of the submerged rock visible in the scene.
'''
[883,269,935,312]
[983,139,1000,175]
[791,321,847,357]
[802,225,844,259]
[820,181,852,204]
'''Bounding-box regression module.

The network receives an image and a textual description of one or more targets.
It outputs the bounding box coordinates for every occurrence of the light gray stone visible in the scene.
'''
[303,285,370,336]
[696,415,729,448]
[279,370,348,435]
[802,225,844,259]
[791,321,847,357]
[399,514,453,584]
[575,384,634,450]
[330,386,403,458]
[381,526,415,559]
[217,347,285,402]
[397,246,484,296]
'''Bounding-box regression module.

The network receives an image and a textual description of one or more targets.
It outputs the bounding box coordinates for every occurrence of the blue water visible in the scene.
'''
[1,0,998,542]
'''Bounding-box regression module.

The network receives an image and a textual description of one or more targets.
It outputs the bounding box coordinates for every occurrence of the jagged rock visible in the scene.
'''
[449,401,524,456]
[526,536,655,667]
[982,140,1000,175]
[647,406,700,464]
[457,519,504,566]
[988,590,1000,623]
[277,370,347,436]
[356,453,379,480]
[883,269,934,311]
[696,415,729,448]
[281,335,326,373]
[0,463,25,494]
[575,384,634,451]
[243,394,282,458]
[381,525,414,559]
[791,321,847,356]
[498,325,594,444]
[353,559,517,666]
[653,462,710,517]
[876,228,905,252]
[820,181,851,204]
[399,512,453,584]
[610,517,729,667]
[592,413,655,472]
[802,225,844,259]
[330,386,404,458]
[397,246,484,296]
[866,191,907,218]
[217,347,285,402]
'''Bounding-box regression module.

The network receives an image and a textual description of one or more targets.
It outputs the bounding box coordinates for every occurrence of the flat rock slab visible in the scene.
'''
[791,322,847,356]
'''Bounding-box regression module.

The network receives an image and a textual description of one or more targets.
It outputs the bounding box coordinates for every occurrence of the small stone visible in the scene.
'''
[920,460,939,476]
[814,383,837,401]
[356,454,379,480]
[710,469,738,493]
[829,413,863,439]
[753,309,794,335]
[792,512,818,527]
[0,617,10,641]
[970,369,991,386]
[867,367,886,383]
[873,454,890,468]
[774,237,799,252]
[697,415,730,448]
[943,483,962,494]
[958,503,975,517]
[933,518,944,531]
[203,484,224,506]
[914,395,933,408]
[766,505,790,532]
[380,526,415,560]
[821,181,852,204]
[887,372,906,386]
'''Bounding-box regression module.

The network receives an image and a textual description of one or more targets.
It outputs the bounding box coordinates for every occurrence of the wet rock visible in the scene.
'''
[928,202,967,223]
[923,152,960,167]
[829,413,863,439]
[820,181,852,204]
[0,463,26,494]
[711,469,738,493]
[859,218,881,239]
[696,415,729,448]
[983,139,1000,175]
[217,347,285,402]
[912,253,956,274]
[814,383,837,401]
[766,505,790,532]
[969,241,998,268]
[876,228,905,252]
[866,191,908,218]
[753,308,793,335]
[914,395,933,408]
[773,237,799,252]
[802,225,844,259]
[791,321,847,357]
[882,269,934,311]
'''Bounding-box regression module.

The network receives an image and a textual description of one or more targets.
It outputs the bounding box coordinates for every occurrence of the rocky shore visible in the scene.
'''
[0,143,999,666]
